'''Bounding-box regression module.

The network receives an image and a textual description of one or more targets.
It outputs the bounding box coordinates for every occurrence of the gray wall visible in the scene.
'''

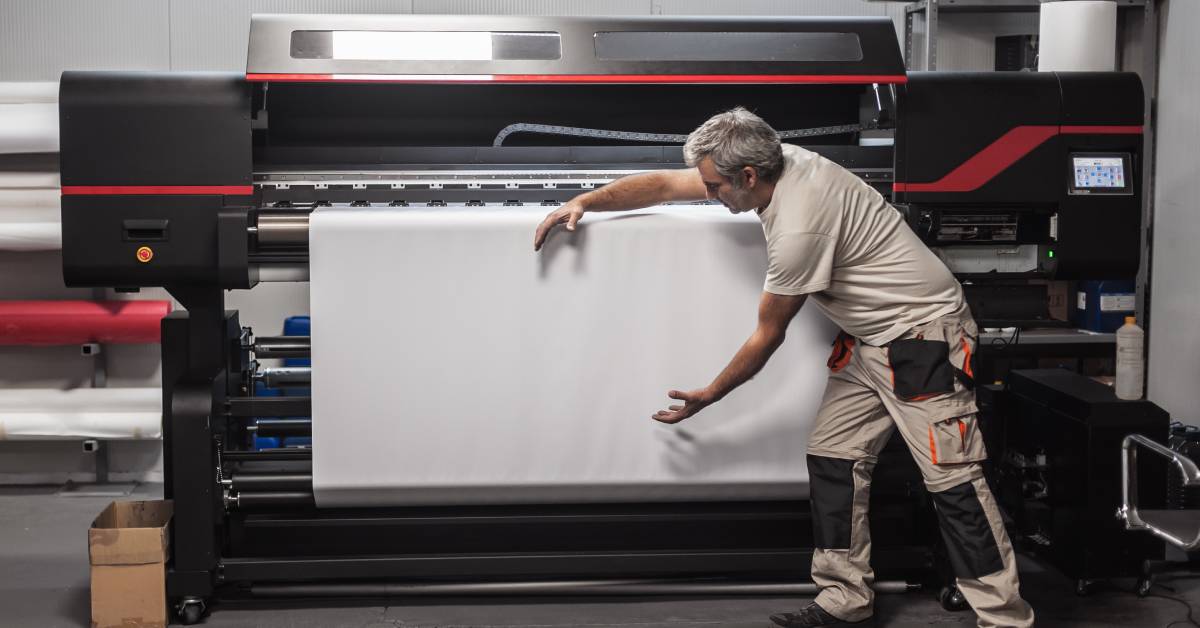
[1,0,1068,80]
[1148,0,1200,423]
[0,1,1118,483]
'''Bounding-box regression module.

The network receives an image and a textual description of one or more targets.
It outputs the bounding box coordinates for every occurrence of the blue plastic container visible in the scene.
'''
[1072,280,1135,333]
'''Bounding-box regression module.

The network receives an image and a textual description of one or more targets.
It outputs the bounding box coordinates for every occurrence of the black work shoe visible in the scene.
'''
[769,602,872,627]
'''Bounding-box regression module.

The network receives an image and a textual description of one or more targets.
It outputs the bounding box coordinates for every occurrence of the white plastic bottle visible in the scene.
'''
[1115,316,1145,400]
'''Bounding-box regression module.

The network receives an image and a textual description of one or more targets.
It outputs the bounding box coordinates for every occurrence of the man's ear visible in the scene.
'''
[742,166,758,188]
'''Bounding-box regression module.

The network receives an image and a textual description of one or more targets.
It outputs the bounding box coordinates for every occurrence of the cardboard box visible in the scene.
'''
[89,500,173,628]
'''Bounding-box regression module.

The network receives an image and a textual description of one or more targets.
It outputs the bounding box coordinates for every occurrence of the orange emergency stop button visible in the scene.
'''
[136,246,154,263]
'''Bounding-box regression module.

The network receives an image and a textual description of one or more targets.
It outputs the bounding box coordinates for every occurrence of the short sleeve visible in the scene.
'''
[763,231,835,295]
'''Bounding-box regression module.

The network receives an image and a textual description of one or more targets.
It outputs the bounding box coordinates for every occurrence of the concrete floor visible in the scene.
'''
[3,484,1200,628]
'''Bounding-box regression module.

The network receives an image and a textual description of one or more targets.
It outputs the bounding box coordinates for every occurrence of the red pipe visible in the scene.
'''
[0,300,172,345]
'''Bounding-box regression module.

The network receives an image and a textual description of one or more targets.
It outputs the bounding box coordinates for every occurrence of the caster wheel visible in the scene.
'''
[177,597,207,625]
[1075,579,1092,597]
[1137,577,1153,597]
[938,585,969,612]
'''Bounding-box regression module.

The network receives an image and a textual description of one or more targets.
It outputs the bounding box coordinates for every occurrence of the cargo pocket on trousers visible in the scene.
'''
[953,334,977,392]
[826,331,854,373]
[928,415,986,465]
[887,338,955,401]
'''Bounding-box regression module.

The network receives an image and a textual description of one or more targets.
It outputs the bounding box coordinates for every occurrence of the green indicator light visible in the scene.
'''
[1048,250,1055,259]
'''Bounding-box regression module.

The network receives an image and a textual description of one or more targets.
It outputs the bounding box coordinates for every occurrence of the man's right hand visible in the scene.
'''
[533,199,585,251]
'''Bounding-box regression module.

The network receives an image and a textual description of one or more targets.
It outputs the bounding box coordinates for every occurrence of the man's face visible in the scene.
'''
[698,157,758,214]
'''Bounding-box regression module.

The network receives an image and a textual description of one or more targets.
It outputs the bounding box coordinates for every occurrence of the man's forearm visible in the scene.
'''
[577,171,677,212]
[705,328,786,402]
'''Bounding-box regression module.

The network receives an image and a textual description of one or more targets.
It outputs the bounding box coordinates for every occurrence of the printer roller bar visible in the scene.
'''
[255,366,311,388]
[254,168,890,191]
[253,336,310,359]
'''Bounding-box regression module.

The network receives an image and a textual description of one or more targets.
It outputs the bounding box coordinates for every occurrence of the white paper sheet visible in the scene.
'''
[310,205,837,507]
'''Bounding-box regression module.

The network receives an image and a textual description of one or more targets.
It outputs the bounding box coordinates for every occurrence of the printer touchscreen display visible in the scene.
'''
[1073,156,1124,188]
[1070,153,1132,194]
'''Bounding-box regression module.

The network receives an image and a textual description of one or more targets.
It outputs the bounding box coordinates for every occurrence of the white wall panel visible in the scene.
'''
[1148,0,1200,423]
[169,0,253,72]
[413,0,651,15]
[251,0,414,10]
[660,0,888,15]
[0,0,170,80]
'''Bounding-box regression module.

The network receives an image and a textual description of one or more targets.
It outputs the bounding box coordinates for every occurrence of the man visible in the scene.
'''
[532,107,1034,628]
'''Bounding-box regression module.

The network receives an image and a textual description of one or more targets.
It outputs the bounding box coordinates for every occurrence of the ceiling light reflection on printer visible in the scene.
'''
[331,31,493,61]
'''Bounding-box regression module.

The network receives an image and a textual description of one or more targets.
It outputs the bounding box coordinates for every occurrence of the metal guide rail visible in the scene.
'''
[254,166,894,207]
[490,122,878,147]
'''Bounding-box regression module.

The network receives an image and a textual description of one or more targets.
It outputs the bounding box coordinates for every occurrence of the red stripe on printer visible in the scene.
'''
[893,124,1143,194]
[1060,125,1144,135]
[245,72,909,85]
[62,185,254,196]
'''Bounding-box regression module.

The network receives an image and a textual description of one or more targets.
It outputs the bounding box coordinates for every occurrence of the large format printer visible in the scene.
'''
[58,15,1144,623]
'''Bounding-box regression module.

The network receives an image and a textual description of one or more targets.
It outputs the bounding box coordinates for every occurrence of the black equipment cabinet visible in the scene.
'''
[994,369,1167,592]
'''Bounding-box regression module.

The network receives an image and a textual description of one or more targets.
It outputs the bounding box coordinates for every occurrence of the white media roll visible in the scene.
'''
[0,82,58,104]
[0,172,59,189]
[0,221,61,251]
[309,206,837,507]
[0,388,161,440]
[0,189,60,209]
[0,199,62,251]
[0,103,59,154]
[1038,1,1118,72]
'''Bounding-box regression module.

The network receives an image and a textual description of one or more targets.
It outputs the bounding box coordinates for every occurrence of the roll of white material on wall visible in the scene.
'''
[0,189,60,209]
[0,198,61,251]
[309,206,836,508]
[1038,0,1118,71]
[0,197,61,250]
[0,104,58,154]
[0,82,58,104]
[0,388,161,440]
[0,206,58,223]
[0,221,60,251]
[0,172,58,189]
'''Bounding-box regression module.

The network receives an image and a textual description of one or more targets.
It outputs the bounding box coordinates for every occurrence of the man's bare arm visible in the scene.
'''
[533,168,706,250]
[653,291,808,424]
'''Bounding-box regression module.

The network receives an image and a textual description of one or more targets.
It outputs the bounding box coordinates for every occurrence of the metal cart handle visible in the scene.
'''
[1118,433,1200,550]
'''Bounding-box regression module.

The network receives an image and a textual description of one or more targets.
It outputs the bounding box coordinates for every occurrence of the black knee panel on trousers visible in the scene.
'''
[930,480,1004,579]
[807,455,855,549]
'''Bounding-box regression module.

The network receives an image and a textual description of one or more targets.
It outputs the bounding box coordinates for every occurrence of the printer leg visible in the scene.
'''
[162,286,232,608]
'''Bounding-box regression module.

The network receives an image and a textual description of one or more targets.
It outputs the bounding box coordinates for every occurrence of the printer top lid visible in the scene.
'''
[247,14,906,84]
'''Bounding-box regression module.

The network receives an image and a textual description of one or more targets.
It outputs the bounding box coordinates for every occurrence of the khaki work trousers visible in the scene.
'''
[807,306,1035,628]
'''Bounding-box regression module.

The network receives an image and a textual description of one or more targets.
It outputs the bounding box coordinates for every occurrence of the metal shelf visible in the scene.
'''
[903,0,1146,70]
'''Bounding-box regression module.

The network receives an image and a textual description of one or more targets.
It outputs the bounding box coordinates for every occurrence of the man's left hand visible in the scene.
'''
[652,388,717,424]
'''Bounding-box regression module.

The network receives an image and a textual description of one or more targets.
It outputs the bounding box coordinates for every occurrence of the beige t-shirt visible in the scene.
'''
[760,144,963,346]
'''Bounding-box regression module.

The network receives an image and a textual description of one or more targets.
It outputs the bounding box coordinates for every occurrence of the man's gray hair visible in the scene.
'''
[683,107,784,185]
